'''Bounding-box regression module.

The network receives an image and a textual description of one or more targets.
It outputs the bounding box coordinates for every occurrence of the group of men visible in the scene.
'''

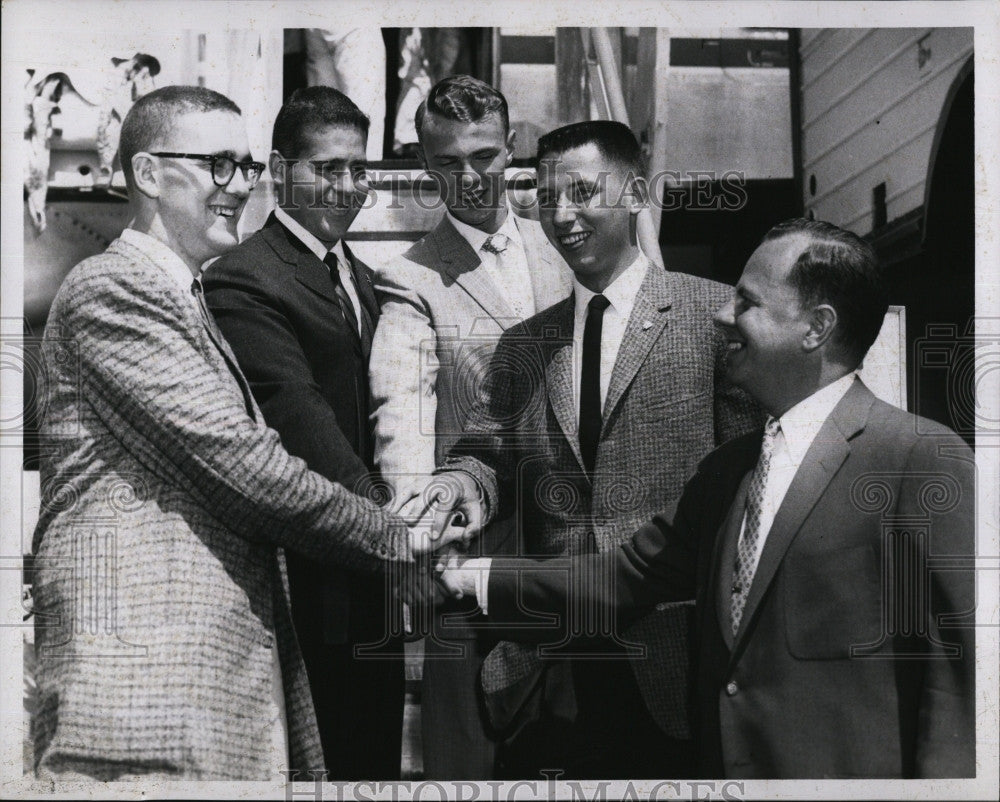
[30,72,974,783]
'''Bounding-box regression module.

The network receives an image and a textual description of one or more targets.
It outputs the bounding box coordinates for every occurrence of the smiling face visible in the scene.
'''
[713,233,817,416]
[272,123,369,246]
[536,143,644,292]
[419,112,514,232]
[153,109,252,271]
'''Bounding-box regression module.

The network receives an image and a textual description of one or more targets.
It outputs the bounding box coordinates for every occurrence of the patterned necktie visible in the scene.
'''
[731,417,781,636]
[579,293,611,477]
[323,251,370,353]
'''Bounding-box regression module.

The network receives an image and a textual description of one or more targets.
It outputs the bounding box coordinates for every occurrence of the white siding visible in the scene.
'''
[800,27,972,234]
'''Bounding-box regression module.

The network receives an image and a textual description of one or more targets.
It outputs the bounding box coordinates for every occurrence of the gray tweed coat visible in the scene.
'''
[31,237,410,780]
[446,262,760,739]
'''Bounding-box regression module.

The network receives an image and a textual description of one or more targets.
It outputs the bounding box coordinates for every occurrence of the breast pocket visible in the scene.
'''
[784,543,882,659]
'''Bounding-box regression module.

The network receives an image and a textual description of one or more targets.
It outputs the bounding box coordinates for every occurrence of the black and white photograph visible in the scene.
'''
[1,0,997,799]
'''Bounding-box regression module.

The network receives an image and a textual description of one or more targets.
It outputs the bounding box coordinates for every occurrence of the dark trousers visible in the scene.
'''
[298,636,405,780]
[497,658,694,780]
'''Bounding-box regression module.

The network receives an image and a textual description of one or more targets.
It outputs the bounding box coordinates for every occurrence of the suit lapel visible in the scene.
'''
[713,471,754,650]
[434,217,518,326]
[601,262,672,427]
[515,215,568,312]
[343,241,380,323]
[732,380,875,648]
[543,298,585,473]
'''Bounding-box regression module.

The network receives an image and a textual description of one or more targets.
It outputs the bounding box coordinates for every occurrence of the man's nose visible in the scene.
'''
[713,297,736,329]
[551,197,575,227]
[225,166,252,199]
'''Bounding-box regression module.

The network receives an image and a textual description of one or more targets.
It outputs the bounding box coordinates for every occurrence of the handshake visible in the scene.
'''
[395,471,489,610]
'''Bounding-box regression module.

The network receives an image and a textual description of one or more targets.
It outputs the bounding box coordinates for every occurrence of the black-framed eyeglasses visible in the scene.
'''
[151,152,266,189]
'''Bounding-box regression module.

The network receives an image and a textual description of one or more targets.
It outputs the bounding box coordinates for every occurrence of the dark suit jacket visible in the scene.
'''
[446,262,759,738]
[486,380,975,778]
[203,213,387,646]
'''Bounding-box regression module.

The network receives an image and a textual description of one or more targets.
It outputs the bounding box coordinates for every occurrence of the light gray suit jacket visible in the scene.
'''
[370,214,572,489]
[31,238,410,780]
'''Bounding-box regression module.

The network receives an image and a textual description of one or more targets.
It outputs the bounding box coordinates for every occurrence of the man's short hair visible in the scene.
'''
[119,85,241,193]
[764,218,888,366]
[271,86,369,159]
[415,75,509,142]
[536,120,643,174]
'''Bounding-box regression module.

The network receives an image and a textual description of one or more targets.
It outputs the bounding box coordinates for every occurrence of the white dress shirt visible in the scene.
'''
[737,372,857,576]
[274,206,364,335]
[571,254,647,421]
[119,225,290,772]
[447,207,537,320]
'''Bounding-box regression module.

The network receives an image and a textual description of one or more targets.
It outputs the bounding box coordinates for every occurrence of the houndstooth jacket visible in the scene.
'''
[31,236,410,780]
[446,261,760,739]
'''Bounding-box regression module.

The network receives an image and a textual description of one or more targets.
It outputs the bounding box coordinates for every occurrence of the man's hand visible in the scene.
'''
[428,471,484,543]
[407,502,473,555]
[435,549,489,606]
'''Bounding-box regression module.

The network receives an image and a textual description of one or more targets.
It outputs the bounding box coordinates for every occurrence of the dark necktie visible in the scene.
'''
[191,277,256,420]
[579,293,611,476]
[730,417,781,636]
[324,251,374,358]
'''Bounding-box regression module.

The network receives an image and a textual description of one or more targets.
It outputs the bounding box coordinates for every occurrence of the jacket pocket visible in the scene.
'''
[784,543,881,659]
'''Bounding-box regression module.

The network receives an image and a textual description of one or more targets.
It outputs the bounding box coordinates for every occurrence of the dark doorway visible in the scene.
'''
[885,67,975,446]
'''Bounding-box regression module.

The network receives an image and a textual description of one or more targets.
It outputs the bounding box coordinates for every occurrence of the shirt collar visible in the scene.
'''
[446,204,521,255]
[777,373,857,465]
[119,227,196,293]
[573,254,647,323]
[275,206,347,265]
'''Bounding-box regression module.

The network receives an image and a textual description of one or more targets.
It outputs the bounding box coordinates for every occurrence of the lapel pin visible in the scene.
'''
[642,319,653,330]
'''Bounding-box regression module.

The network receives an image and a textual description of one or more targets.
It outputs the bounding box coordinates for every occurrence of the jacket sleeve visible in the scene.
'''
[900,432,976,778]
[49,263,411,570]
[483,458,706,641]
[368,259,440,490]
[203,256,372,495]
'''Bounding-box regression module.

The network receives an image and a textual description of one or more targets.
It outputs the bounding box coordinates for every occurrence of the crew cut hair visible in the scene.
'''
[536,120,643,174]
[119,85,241,193]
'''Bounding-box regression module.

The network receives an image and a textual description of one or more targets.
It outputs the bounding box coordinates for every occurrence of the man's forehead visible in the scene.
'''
[538,145,619,181]
[299,123,367,158]
[743,234,812,286]
[423,113,506,149]
[160,108,248,154]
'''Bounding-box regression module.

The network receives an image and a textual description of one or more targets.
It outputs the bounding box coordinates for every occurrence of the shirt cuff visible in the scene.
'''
[464,557,492,615]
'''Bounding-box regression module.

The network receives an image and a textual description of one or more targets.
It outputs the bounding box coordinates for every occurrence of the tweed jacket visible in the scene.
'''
[445,262,760,738]
[31,237,410,780]
[486,380,975,778]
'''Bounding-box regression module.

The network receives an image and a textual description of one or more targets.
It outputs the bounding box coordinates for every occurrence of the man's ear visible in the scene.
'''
[625,173,649,211]
[505,128,517,168]
[131,153,160,199]
[268,151,285,186]
[803,304,838,352]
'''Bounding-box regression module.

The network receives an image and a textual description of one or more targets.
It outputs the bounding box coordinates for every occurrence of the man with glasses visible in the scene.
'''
[203,86,402,780]
[31,85,453,781]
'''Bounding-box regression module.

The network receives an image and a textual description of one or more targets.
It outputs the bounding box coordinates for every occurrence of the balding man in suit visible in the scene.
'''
[441,218,976,779]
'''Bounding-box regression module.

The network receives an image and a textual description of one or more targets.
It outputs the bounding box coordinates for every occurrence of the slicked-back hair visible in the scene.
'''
[119,85,241,193]
[536,120,643,174]
[764,218,888,366]
[271,86,369,159]
[415,75,509,141]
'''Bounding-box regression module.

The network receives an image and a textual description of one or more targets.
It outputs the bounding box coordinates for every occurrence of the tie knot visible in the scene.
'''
[482,233,509,255]
[761,417,781,451]
[588,294,611,313]
[323,251,339,271]
[191,277,203,296]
